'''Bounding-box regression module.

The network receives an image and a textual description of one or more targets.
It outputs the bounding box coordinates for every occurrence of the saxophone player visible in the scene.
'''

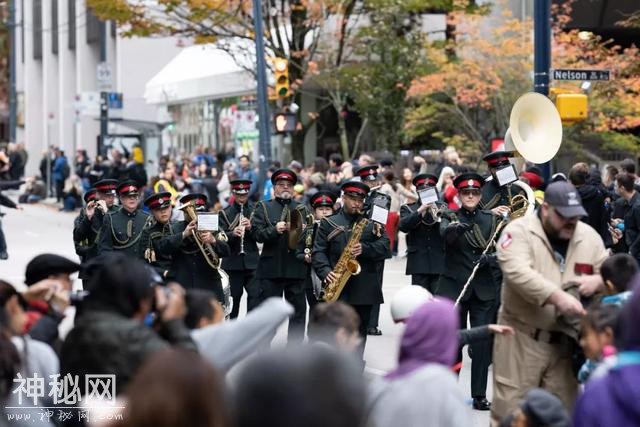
[219,179,260,319]
[155,193,230,303]
[296,190,337,311]
[398,173,449,293]
[312,181,391,357]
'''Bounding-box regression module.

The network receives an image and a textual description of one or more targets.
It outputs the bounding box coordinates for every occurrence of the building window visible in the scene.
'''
[52,0,58,54]
[86,8,100,44]
[68,0,75,50]
[32,0,42,60]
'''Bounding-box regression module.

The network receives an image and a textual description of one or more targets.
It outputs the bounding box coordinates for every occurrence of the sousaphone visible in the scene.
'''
[507,92,563,164]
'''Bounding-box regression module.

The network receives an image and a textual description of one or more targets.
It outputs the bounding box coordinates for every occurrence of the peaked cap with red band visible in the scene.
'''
[94,179,118,195]
[341,181,370,198]
[355,164,380,182]
[453,173,484,191]
[230,179,252,195]
[482,150,514,168]
[117,180,140,196]
[180,193,208,208]
[271,168,298,185]
[412,173,438,189]
[311,191,337,209]
[144,192,172,210]
[83,188,98,204]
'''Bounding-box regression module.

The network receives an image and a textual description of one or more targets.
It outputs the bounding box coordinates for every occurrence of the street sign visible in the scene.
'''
[76,91,100,118]
[97,62,112,90]
[552,69,610,81]
[107,92,123,109]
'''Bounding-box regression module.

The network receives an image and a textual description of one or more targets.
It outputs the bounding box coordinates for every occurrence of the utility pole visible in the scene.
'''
[534,0,552,182]
[99,20,108,156]
[8,0,17,144]
[252,0,272,180]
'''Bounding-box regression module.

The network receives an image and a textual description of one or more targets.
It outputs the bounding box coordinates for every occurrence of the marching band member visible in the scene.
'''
[220,179,260,319]
[252,169,309,341]
[73,179,118,263]
[312,181,391,356]
[139,192,175,278]
[438,173,504,411]
[156,193,230,303]
[480,151,527,216]
[297,190,337,310]
[98,180,148,258]
[398,173,448,293]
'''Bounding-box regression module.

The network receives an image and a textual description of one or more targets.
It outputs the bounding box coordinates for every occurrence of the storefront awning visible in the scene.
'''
[144,44,256,105]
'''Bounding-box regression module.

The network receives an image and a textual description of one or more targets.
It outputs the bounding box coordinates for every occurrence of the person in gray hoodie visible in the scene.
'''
[368,298,471,427]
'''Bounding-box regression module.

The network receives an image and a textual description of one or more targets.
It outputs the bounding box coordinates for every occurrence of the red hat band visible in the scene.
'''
[119,185,138,194]
[486,156,510,167]
[343,185,367,196]
[457,179,481,190]
[149,197,169,208]
[275,172,295,182]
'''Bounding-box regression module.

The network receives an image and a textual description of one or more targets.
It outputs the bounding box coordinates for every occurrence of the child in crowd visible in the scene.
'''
[599,253,637,306]
[499,388,570,427]
[578,303,620,384]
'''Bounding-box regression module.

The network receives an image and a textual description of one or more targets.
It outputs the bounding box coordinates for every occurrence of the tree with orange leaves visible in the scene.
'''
[407,2,640,159]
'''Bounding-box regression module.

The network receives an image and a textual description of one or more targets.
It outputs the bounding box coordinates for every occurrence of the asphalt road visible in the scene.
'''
[0,199,490,426]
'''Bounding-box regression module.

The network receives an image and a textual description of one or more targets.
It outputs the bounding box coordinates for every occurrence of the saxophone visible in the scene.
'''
[322,217,369,302]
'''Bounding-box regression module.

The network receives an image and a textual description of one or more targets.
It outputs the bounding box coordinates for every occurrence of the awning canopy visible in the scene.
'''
[144,44,256,105]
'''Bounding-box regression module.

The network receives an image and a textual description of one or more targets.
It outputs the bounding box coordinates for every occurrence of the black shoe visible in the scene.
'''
[0,252,8,260]
[367,327,382,336]
[472,397,491,411]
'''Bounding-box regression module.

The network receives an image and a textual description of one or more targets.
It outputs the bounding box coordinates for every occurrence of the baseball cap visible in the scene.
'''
[544,181,587,218]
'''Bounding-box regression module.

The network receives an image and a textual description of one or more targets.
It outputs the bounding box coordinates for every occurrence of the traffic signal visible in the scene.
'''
[273,58,289,98]
[274,113,296,133]
[555,93,588,123]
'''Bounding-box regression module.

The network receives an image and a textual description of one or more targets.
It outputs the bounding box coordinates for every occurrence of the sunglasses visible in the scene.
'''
[460,189,481,197]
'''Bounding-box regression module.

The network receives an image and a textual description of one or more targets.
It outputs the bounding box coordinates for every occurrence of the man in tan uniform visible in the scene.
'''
[491,181,609,424]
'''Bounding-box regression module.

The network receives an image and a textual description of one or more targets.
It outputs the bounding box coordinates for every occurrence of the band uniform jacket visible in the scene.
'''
[480,179,527,211]
[139,219,176,277]
[156,222,230,294]
[312,209,391,305]
[251,198,308,279]
[73,205,118,262]
[219,202,259,271]
[97,207,149,258]
[437,208,503,303]
[398,201,447,276]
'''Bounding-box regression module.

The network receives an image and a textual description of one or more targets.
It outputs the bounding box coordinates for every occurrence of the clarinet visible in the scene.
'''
[239,204,246,255]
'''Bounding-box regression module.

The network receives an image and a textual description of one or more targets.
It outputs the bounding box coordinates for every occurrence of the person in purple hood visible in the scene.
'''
[367,298,470,427]
[573,275,640,427]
